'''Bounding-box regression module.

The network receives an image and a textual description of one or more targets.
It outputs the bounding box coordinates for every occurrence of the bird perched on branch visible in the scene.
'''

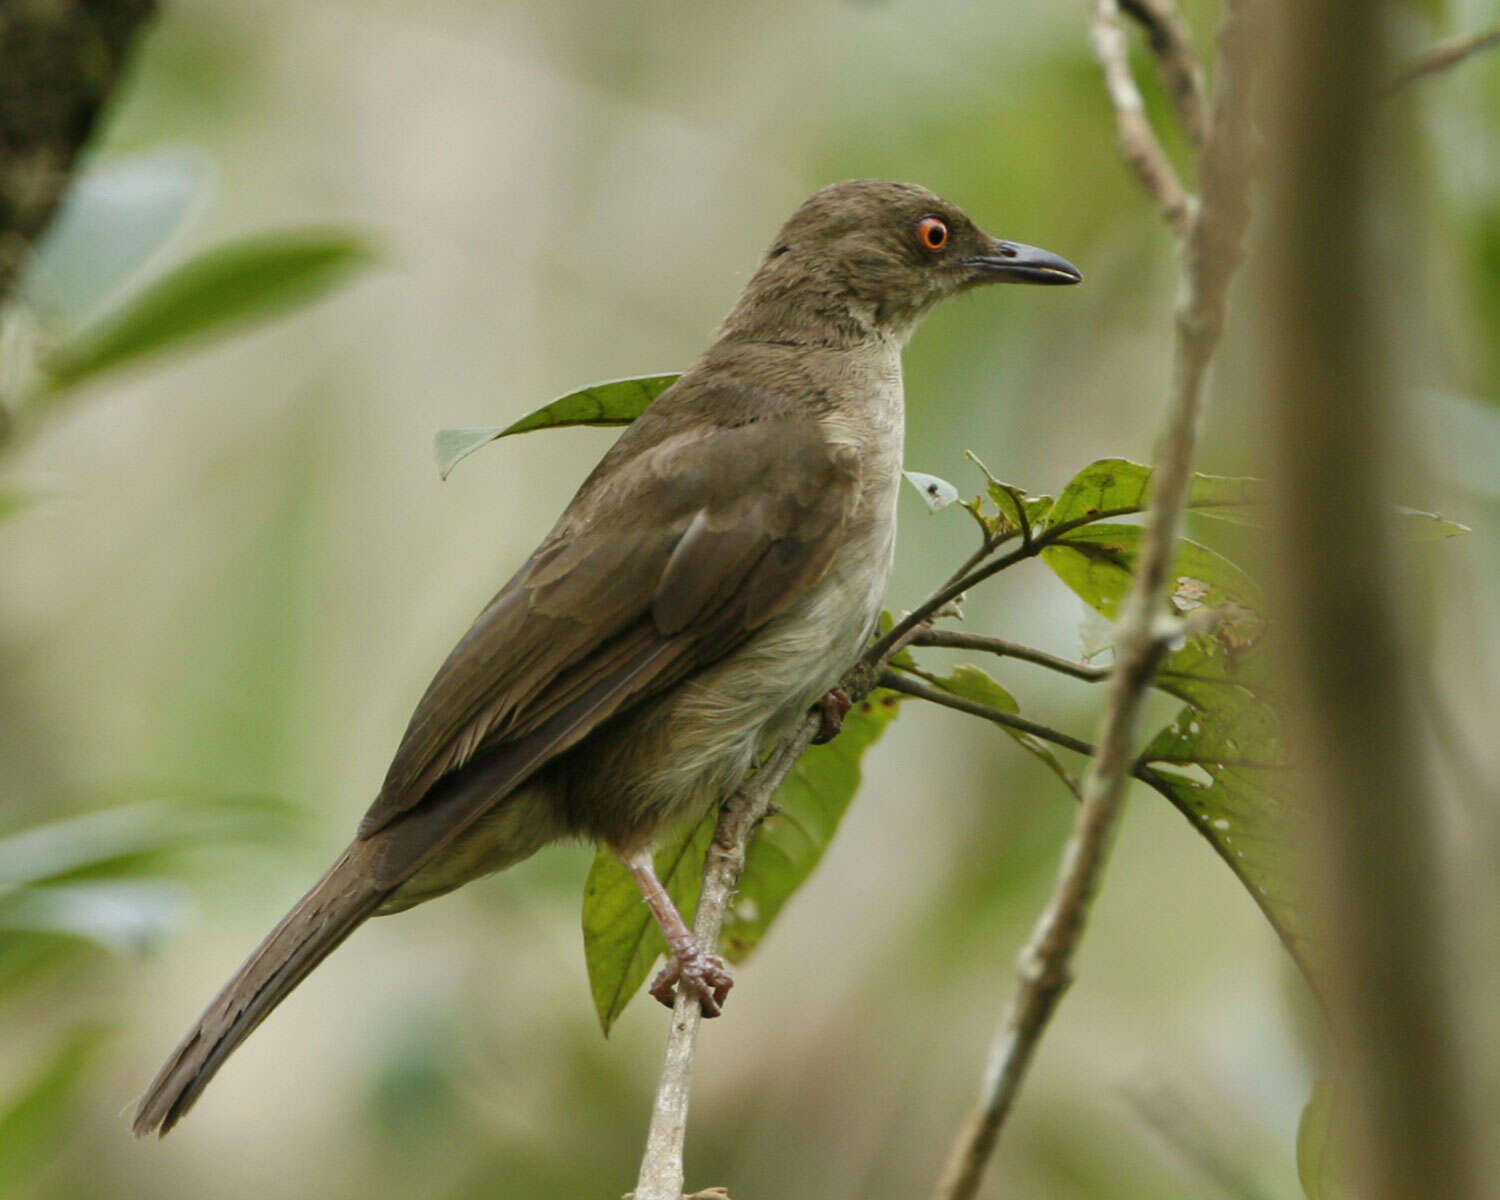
[133,179,1080,1135]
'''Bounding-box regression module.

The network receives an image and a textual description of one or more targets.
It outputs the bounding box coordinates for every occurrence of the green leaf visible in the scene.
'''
[1047,458,1270,532]
[435,373,679,479]
[0,798,294,896]
[0,1028,106,1197]
[721,690,901,961]
[1041,523,1265,625]
[1039,520,1315,973]
[0,798,297,966]
[40,229,375,392]
[929,664,1077,792]
[0,880,190,954]
[1045,457,1470,539]
[903,470,960,511]
[961,450,1051,534]
[581,691,900,1033]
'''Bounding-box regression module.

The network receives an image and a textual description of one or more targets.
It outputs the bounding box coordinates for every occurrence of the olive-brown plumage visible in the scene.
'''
[133,180,1079,1136]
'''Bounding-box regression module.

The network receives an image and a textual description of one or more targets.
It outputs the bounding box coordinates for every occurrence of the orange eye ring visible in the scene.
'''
[917,216,949,252]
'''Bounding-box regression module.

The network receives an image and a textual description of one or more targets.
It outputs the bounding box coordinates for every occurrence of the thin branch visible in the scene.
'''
[930,4,1258,1198]
[910,628,1109,682]
[632,714,819,1200]
[1092,0,1195,235]
[870,536,1035,662]
[631,641,911,1199]
[1120,0,1210,146]
[1386,24,1500,94]
[881,669,1099,759]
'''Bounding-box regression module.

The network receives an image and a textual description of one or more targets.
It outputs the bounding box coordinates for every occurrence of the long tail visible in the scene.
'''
[132,840,388,1136]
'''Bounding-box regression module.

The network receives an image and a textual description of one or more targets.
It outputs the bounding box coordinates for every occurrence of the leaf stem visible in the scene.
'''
[879,669,1100,759]
[910,629,1109,682]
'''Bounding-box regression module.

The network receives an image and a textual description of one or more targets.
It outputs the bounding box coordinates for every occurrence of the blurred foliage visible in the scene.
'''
[0,1,1496,1198]
[38,229,373,396]
[0,1028,107,1199]
[1,113,369,1200]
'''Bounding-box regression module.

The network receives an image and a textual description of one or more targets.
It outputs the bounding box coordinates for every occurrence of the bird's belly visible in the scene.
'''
[562,511,897,854]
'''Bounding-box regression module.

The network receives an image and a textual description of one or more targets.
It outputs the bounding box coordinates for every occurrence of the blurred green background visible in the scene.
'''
[2,1,1497,1197]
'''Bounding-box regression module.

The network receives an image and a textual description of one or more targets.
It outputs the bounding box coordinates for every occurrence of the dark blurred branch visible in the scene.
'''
[930,5,1258,1199]
[0,0,156,447]
[1263,0,1488,1195]
[1386,24,1500,94]
[0,0,157,303]
[1119,0,1209,146]
[1092,0,1194,234]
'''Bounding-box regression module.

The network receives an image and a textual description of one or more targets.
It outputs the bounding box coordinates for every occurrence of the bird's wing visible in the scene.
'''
[355,408,863,883]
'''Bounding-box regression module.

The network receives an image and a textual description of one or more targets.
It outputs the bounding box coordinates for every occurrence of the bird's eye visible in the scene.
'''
[917,216,949,252]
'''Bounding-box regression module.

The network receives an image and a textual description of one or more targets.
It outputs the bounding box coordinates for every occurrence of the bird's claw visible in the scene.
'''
[650,946,734,1017]
[810,686,852,744]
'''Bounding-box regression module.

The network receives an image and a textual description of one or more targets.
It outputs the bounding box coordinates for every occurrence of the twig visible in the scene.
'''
[1386,24,1500,94]
[880,669,1099,759]
[1092,0,1195,235]
[909,629,1109,682]
[631,644,906,1198]
[930,5,1258,1199]
[1120,0,1209,146]
[632,713,820,1200]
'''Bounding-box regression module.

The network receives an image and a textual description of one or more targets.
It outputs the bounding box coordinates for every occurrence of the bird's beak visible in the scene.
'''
[964,239,1083,286]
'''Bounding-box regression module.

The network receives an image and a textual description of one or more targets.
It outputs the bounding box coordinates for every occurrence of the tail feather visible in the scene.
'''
[132,841,387,1136]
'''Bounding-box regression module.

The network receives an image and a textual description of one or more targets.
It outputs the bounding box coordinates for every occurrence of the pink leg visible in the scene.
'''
[623,848,734,1017]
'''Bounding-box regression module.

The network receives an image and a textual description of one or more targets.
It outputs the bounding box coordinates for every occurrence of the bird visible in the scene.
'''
[132,179,1081,1136]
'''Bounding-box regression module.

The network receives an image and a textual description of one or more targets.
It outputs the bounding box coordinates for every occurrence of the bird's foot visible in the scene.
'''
[650,944,734,1017]
[810,686,852,744]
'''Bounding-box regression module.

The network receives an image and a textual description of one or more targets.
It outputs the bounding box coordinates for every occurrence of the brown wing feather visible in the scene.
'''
[358,405,860,847]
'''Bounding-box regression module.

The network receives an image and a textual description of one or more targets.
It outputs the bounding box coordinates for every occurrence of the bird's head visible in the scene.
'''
[721,179,1082,347]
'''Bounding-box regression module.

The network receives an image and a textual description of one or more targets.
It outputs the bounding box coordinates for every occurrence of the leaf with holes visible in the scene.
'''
[435,373,679,478]
[581,691,901,1033]
[1041,521,1314,975]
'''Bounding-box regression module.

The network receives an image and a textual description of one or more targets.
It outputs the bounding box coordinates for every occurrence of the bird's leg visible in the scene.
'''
[622,848,734,1017]
[810,686,852,744]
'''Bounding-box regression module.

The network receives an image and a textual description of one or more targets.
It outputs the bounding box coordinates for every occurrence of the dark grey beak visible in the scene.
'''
[965,239,1083,285]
